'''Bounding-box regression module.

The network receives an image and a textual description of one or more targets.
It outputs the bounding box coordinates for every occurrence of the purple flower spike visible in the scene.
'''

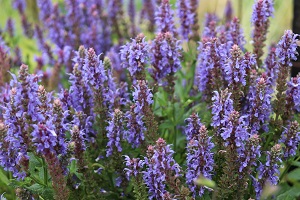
[143,138,181,199]
[254,144,282,198]
[155,0,177,35]
[120,34,149,80]
[177,0,194,40]
[32,123,57,155]
[106,109,124,157]
[251,0,274,64]
[184,113,202,141]
[276,30,299,68]
[150,32,182,83]
[227,17,245,49]
[186,125,214,197]
[124,156,144,180]
[279,121,300,158]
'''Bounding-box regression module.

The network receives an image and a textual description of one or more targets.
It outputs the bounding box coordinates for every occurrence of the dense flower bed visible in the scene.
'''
[0,0,299,199]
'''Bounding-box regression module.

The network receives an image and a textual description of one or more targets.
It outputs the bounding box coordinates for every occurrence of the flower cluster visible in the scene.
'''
[155,0,177,35]
[186,125,214,197]
[176,0,194,40]
[150,32,182,84]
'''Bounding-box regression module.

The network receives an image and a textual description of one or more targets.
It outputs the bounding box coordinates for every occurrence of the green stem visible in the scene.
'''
[30,175,46,187]
[42,158,48,186]
[280,156,300,180]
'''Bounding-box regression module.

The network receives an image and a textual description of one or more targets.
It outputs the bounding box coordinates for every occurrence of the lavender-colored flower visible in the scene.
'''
[132,80,153,114]
[155,0,177,35]
[186,125,214,197]
[251,0,274,64]
[13,0,26,13]
[176,0,194,40]
[239,134,261,173]
[31,123,57,155]
[211,89,234,128]
[124,104,146,148]
[221,111,249,150]
[106,109,124,157]
[120,34,149,80]
[184,113,202,141]
[150,32,182,83]
[37,0,53,23]
[283,75,300,122]
[128,0,137,36]
[254,144,282,198]
[247,74,272,134]
[276,30,299,67]
[143,138,181,199]
[227,17,245,49]
[202,19,217,38]
[196,38,226,98]
[264,44,279,86]
[124,156,144,180]
[279,121,300,158]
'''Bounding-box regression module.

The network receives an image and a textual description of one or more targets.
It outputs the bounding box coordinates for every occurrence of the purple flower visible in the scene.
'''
[279,121,300,158]
[186,125,214,197]
[124,156,144,180]
[31,123,57,155]
[221,111,249,150]
[239,134,261,173]
[150,32,182,83]
[184,113,202,141]
[132,80,153,113]
[227,17,245,49]
[247,74,272,134]
[71,125,86,171]
[155,0,177,35]
[251,0,274,64]
[286,75,300,112]
[211,89,234,128]
[37,0,53,23]
[143,138,181,199]
[124,104,146,148]
[276,30,299,67]
[176,0,194,40]
[106,109,124,157]
[5,18,15,38]
[120,34,149,80]
[254,144,282,198]
[196,38,226,98]
[264,44,279,86]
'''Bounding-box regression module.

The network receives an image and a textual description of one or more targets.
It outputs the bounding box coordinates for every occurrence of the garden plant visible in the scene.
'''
[0,0,300,199]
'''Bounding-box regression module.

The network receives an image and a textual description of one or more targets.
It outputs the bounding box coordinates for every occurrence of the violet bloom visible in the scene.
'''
[184,113,202,141]
[124,156,144,180]
[247,74,272,134]
[71,125,86,171]
[31,123,57,155]
[132,80,153,113]
[120,34,149,80]
[221,111,249,150]
[287,75,300,112]
[227,17,245,49]
[150,32,182,83]
[155,0,177,35]
[106,109,124,157]
[276,30,298,68]
[254,144,282,198]
[239,134,261,173]
[37,0,53,23]
[124,104,146,148]
[128,0,137,36]
[186,125,214,197]
[202,19,217,38]
[5,18,15,38]
[143,138,181,199]
[176,0,194,40]
[279,121,300,158]
[211,89,234,128]
[251,0,274,64]
[196,38,226,98]
[264,44,279,86]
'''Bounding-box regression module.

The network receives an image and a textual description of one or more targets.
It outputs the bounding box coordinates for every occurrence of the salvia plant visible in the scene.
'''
[0,0,300,199]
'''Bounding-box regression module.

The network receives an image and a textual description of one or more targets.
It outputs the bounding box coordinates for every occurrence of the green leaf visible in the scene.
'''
[0,169,9,185]
[277,194,296,200]
[287,169,300,181]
